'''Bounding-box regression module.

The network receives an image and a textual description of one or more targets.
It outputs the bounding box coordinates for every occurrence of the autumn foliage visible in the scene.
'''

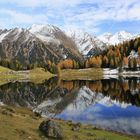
[85,37,140,69]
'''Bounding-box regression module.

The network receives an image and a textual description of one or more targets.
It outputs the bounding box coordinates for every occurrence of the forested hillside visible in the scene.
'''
[86,37,140,69]
[58,37,140,70]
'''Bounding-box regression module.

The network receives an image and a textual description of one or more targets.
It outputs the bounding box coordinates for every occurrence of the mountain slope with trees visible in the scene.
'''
[0,24,139,72]
[0,26,84,73]
[85,37,140,69]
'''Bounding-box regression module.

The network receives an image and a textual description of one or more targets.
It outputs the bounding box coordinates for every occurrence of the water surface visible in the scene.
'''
[0,77,140,136]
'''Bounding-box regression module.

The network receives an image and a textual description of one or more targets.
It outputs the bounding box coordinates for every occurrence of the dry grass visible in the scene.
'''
[0,66,55,85]
[0,66,12,73]
[0,106,44,140]
[29,68,55,83]
[60,68,103,80]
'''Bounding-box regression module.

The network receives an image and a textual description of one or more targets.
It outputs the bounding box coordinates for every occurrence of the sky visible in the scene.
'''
[0,0,140,35]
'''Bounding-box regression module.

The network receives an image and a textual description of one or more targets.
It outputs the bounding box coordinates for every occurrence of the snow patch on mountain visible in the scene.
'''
[9,28,24,41]
[0,30,11,42]
[128,50,138,59]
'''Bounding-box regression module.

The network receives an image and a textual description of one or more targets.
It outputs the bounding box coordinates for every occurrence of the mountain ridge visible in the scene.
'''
[0,24,139,70]
[0,25,84,70]
[0,24,137,57]
[66,29,107,56]
[98,30,134,45]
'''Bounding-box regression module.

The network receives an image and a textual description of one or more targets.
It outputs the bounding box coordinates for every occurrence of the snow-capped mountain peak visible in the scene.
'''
[98,30,133,45]
[112,31,133,44]
[66,29,106,56]
[29,24,61,37]
[66,29,95,55]
[28,24,62,44]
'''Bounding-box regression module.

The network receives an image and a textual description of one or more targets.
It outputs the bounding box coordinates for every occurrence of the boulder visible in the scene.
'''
[71,122,81,131]
[39,119,63,139]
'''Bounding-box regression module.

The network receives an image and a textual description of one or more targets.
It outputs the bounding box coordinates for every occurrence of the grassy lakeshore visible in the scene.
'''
[60,68,103,80]
[0,66,104,84]
[0,105,139,140]
[29,68,55,83]
[0,66,55,85]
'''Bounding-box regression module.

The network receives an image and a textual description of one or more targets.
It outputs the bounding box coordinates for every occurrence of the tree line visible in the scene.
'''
[0,59,59,74]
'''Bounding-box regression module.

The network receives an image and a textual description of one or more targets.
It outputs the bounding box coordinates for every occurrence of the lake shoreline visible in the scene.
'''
[0,66,56,84]
[61,68,140,80]
[1,65,140,81]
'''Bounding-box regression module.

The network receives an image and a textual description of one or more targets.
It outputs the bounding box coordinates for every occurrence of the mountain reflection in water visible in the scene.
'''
[0,77,140,136]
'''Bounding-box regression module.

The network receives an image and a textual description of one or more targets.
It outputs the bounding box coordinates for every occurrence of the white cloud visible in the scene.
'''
[0,0,88,8]
[0,9,48,25]
[0,0,140,34]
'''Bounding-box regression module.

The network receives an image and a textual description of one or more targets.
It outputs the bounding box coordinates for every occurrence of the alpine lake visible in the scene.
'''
[0,75,140,138]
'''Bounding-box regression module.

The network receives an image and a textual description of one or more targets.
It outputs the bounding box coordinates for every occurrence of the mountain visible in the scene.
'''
[98,31,133,45]
[66,30,139,57]
[0,24,139,70]
[66,29,107,56]
[29,24,83,61]
[0,25,83,68]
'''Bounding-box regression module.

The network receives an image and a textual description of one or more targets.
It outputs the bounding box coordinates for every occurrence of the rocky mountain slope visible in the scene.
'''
[29,25,83,61]
[66,29,107,56]
[0,25,83,68]
[66,29,137,57]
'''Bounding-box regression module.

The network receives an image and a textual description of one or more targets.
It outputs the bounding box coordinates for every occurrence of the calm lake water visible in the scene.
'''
[0,77,140,136]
